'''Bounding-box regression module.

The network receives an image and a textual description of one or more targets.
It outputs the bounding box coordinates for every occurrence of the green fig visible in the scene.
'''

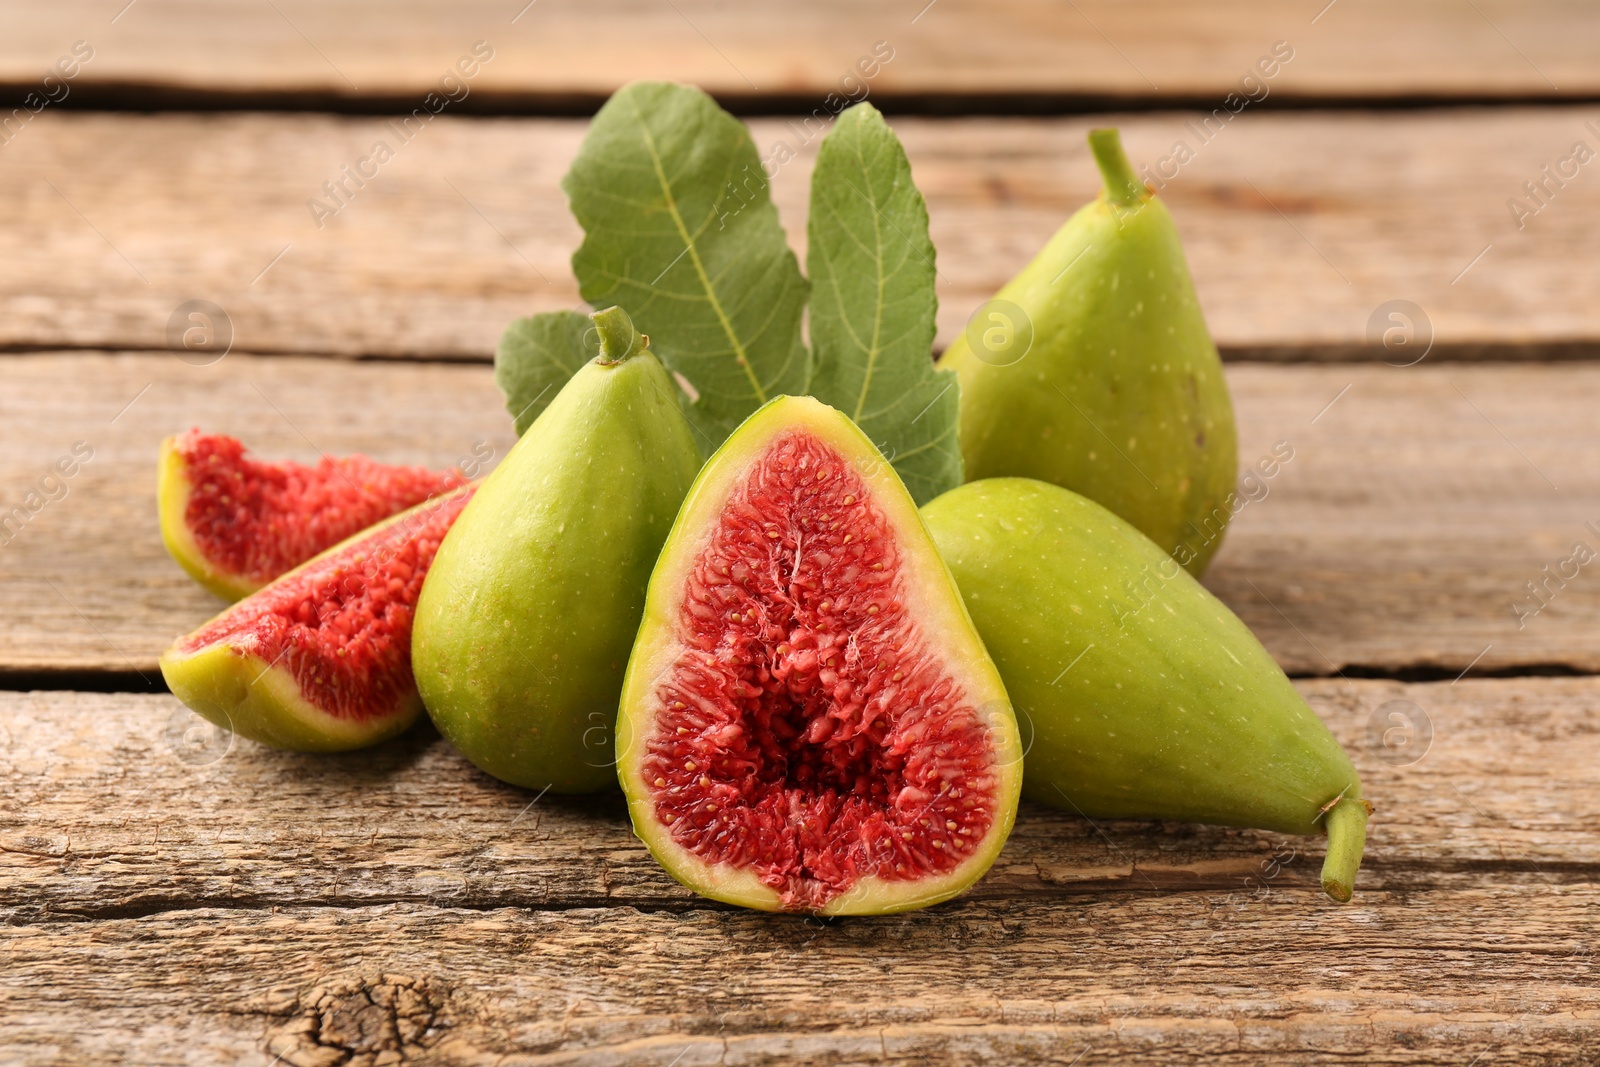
[938,128,1237,576]
[616,396,1023,915]
[922,478,1369,902]
[413,307,702,792]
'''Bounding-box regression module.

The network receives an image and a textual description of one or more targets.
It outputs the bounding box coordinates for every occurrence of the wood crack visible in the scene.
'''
[7,854,1600,926]
[8,660,1600,695]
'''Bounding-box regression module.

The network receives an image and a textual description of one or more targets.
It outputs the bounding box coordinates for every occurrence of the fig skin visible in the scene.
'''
[616,395,1024,915]
[413,307,703,794]
[922,477,1369,902]
[938,128,1237,577]
[161,643,421,753]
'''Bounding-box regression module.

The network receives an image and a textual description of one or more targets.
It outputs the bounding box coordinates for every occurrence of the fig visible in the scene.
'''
[617,395,1023,915]
[159,430,468,600]
[160,483,476,752]
[413,307,703,793]
[921,478,1370,902]
[938,128,1237,576]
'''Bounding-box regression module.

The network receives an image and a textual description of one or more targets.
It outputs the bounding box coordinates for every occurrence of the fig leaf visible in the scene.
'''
[807,102,959,504]
[494,310,596,435]
[564,81,811,446]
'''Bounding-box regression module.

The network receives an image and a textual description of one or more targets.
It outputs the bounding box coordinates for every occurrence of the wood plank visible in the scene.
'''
[3,1,1596,104]
[3,678,1595,918]
[3,890,1597,1066]
[0,109,1597,360]
[1209,361,1600,676]
[2,353,1597,675]
[3,678,1596,1064]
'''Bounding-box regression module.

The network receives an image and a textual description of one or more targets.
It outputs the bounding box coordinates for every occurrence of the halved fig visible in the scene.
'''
[159,430,468,601]
[617,396,1023,915]
[160,484,475,752]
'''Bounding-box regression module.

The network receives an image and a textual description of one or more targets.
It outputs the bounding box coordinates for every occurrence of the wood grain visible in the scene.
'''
[3,677,1595,917]
[2,1,1596,104]
[2,678,1597,1064]
[0,109,1596,361]
[1,11,1593,1064]
[3,892,1597,1066]
[2,353,1597,676]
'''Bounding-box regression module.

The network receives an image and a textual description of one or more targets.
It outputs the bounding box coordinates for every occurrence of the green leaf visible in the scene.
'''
[564,81,810,446]
[494,310,595,435]
[805,102,959,505]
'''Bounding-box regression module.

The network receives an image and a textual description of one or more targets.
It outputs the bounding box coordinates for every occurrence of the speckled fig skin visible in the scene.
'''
[412,307,702,793]
[922,477,1369,902]
[937,128,1237,577]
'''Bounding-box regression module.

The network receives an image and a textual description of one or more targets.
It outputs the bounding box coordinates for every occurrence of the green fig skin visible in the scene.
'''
[921,477,1369,902]
[412,308,702,793]
[938,128,1237,577]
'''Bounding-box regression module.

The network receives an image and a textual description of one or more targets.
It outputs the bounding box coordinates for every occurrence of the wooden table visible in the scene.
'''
[3,4,1597,1063]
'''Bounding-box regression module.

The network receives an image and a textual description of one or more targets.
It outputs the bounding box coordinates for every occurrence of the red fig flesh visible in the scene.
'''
[618,396,1022,915]
[159,430,467,600]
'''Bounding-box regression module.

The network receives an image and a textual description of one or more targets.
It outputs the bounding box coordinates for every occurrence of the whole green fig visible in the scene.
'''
[413,306,702,792]
[922,477,1369,902]
[938,128,1237,576]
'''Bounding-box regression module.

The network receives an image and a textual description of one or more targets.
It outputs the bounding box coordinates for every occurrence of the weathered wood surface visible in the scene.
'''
[0,110,1596,361]
[3,892,1597,1066]
[2,354,1595,677]
[2,26,1596,1062]
[3,678,1594,914]
[3,1,1595,104]
[2,679,1597,1065]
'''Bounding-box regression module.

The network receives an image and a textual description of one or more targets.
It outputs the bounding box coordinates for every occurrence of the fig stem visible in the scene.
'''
[593,305,646,364]
[1088,128,1146,207]
[1319,793,1369,903]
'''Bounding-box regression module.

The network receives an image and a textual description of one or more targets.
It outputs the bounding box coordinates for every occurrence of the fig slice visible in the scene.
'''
[617,396,1023,915]
[159,429,468,601]
[160,483,475,752]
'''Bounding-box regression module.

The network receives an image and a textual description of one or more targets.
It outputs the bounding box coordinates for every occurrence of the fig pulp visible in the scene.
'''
[161,484,475,752]
[617,396,1023,915]
[938,128,1237,576]
[159,430,467,600]
[413,307,703,793]
[922,478,1369,901]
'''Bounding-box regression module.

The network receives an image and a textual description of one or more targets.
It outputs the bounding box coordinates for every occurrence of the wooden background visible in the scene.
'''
[2,2,1598,1064]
